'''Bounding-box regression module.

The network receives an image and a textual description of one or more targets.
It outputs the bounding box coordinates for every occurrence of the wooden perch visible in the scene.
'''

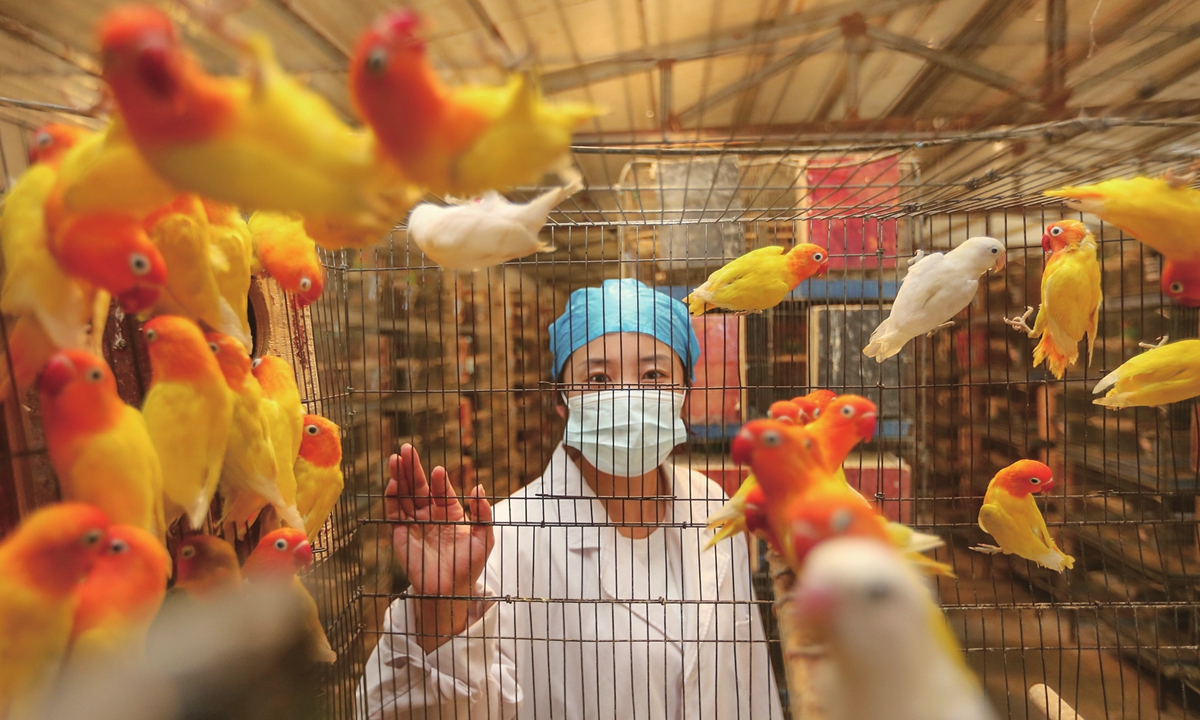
[766,550,826,720]
[1029,684,1085,720]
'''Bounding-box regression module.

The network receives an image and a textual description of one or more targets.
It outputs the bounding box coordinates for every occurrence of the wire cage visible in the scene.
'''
[1,0,1200,719]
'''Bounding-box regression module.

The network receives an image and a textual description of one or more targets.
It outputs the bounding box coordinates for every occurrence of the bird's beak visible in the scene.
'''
[818,259,830,277]
[294,540,314,569]
[993,252,1007,271]
[857,412,877,441]
[1041,234,1053,253]
[731,431,754,466]
[38,354,76,398]
[117,284,161,313]
[1041,477,1056,493]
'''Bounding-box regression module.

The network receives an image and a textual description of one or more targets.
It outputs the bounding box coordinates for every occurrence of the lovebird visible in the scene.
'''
[406,180,581,271]
[144,195,251,350]
[27,123,92,167]
[203,200,255,347]
[1047,175,1200,305]
[863,237,1006,361]
[243,528,337,663]
[0,503,109,719]
[69,524,171,662]
[349,10,601,196]
[39,350,166,541]
[686,243,829,315]
[173,534,242,601]
[1092,338,1200,408]
[972,460,1074,573]
[247,212,325,306]
[97,5,420,250]
[251,356,305,530]
[141,316,234,529]
[207,333,304,538]
[795,538,998,720]
[1005,221,1102,379]
[294,414,344,540]
[705,390,837,548]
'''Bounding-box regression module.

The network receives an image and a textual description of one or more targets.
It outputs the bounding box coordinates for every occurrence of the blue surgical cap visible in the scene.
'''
[549,278,701,382]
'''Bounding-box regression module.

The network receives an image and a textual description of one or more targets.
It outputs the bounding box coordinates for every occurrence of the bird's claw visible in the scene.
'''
[907,249,926,267]
[1138,335,1169,350]
[969,544,1003,555]
[1003,307,1035,336]
[925,321,954,337]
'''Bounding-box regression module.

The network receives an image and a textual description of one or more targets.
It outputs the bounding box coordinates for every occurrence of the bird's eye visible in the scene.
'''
[1170,282,1185,294]
[81,529,103,547]
[305,424,320,436]
[129,253,151,275]
[761,430,782,447]
[839,405,855,418]
[991,247,999,254]
[811,409,820,419]
[813,252,825,261]
[144,328,158,342]
[829,508,853,534]
[110,538,129,553]
[366,47,388,74]
[251,358,263,369]
[36,131,52,147]
[864,581,892,602]
[1050,226,1063,236]
[299,277,312,292]
[180,545,196,559]
[274,538,289,551]
[86,368,103,383]
[208,342,220,353]
[1030,477,1041,484]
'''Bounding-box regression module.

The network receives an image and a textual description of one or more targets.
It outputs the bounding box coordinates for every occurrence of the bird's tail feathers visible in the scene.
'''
[1032,329,1078,380]
[863,324,904,362]
[1092,366,1122,395]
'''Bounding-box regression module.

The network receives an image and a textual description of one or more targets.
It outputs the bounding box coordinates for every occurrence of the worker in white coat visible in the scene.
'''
[358,278,784,719]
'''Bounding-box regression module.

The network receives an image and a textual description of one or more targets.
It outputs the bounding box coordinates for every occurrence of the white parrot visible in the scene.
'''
[863,237,1006,362]
[795,538,998,720]
[406,180,582,271]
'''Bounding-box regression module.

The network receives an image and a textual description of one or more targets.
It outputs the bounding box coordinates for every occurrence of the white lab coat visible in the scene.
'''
[358,444,784,720]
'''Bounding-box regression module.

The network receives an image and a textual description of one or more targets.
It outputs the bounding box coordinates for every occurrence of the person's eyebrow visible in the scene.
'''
[639,353,671,364]
[578,357,613,369]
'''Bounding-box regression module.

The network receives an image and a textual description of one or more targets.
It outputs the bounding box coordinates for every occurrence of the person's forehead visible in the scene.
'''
[571,333,675,363]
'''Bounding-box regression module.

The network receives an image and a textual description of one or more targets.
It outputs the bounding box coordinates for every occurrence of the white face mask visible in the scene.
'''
[563,388,688,476]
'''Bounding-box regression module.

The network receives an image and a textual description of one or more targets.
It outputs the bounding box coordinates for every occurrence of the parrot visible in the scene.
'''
[404,180,582,271]
[69,524,171,662]
[971,459,1074,572]
[97,5,420,250]
[250,356,305,531]
[143,194,250,348]
[0,503,109,719]
[349,10,602,196]
[242,528,337,663]
[1162,259,1200,307]
[706,390,838,547]
[294,414,344,540]
[795,538,998,720]
[141,315,234,529]
[247,212,325,305]
[38,349,167,541]
[686,243,829,315]
[1004,221,1102,379]
[1092,338,1200,408]
[26,123,92,167]
[202,200,254,347]
[173,534,242,601]
[206,332,304,538]
[863,237,1006,362]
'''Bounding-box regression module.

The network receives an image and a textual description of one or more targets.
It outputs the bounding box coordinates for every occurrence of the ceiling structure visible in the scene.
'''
[0,0,1198,224]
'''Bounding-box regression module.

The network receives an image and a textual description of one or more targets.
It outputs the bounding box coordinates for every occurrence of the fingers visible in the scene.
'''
[394,444,433,512]
[428,465,458,507]
[384,475,401,522]
[465,485,495,553]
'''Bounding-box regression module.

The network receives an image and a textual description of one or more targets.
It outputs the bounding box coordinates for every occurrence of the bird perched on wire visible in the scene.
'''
[96,4,421,250]
[0,503,109,719]
[971,459,1074,573]
[243,528,337,663]
[1046,173,1200,306]
[795,538,998,720]
[863,237,1006,362]
[686,243,829,315]
[1092,337,1200,408]
[294,414,345,541]
[349,10,601,196]
[1004,220,1102,379]
[39,349,166,541]
[406,180,582,271]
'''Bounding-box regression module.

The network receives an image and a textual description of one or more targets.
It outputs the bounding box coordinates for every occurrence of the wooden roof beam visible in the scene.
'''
[1071,19,1200,97]
[0,12,99,77]
[540,0,933,94]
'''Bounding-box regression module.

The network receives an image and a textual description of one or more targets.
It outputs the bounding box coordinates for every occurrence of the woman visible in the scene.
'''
[358,279,783,719]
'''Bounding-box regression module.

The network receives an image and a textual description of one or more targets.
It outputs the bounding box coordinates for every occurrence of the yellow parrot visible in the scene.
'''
[203,200,254,349]
[242,528,337,663]
[141,316,235,530]
[1093,338,1200,408]
[294,414,345,540]
[1004,220,1102,379]
[686,244,829,315]
[250,356,305,531]
[972,459,1074,573]
[0,504,109,719]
